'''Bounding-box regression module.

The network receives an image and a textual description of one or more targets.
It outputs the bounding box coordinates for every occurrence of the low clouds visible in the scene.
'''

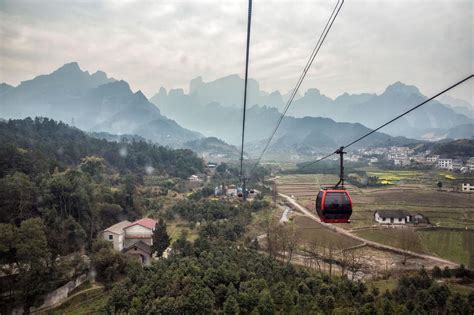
[0,0,472,104]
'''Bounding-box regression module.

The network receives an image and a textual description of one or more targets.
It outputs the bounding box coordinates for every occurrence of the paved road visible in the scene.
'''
[279,193,459,268]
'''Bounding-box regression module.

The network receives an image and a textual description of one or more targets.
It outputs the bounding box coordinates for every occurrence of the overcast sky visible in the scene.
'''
[0,0,472,104]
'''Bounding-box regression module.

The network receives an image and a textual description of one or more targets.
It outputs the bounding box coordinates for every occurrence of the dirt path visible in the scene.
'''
[279,193,459,268]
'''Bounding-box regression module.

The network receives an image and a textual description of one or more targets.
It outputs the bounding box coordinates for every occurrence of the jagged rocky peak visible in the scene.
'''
[384,81,421,96]
[189,76,204,94]
[169,88,185,97]
[54,61,82,73]
[158,87,167,96]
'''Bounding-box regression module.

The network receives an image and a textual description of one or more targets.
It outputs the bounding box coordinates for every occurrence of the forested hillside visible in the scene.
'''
[0,117,204,178]
[0,117,204,312]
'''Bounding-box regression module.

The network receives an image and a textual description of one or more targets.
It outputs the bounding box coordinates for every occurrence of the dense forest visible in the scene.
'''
[103,239,474,314]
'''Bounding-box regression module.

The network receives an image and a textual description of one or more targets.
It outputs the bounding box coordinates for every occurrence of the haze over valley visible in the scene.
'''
[1,62,472,160]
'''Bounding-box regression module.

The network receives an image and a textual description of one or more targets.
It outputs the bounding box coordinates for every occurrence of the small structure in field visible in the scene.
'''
[374,210,412,225]
[461,183,474,193]
[374,210,429,225]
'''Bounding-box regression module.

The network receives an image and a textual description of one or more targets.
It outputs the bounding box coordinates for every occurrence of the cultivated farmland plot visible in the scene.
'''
[275,171,474,269]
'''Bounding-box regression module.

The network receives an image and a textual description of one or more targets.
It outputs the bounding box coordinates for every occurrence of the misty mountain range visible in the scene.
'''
[1,62,472,160]
[0,62,201,146]
[152,74,473,143]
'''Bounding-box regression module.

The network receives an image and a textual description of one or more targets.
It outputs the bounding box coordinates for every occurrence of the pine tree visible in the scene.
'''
[152,218,170,257]
[257,289,275,315]
[223,295,240,315]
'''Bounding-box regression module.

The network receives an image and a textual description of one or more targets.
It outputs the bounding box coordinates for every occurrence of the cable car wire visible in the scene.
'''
[239,0,253,194]
[247,0,344,177]
[301,74,474,169]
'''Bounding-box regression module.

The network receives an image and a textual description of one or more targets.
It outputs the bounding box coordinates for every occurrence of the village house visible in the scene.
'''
[426,155,439,163]
[102,218,157,265]
[226,184,238,197]
[437,158,453,170]
[461,183,474,193]
[452,159,463,172]
[188,174,201,182]
[393,158,410,167]
[374,210,412,224]
[467,157,474,172]
[374,210,429,225]
[102,220,131,251]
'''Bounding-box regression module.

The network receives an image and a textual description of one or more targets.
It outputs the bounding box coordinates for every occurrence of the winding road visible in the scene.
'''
[279,193,459,268]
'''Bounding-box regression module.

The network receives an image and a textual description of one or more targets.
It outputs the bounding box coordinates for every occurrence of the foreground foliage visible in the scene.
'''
[105,240,474,314]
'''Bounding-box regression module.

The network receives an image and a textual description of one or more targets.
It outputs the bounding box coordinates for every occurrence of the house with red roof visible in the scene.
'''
[123,218,156,248]
[102,217,157,265]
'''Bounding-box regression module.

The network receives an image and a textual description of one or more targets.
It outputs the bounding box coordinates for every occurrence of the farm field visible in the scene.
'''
[275,169,474,268]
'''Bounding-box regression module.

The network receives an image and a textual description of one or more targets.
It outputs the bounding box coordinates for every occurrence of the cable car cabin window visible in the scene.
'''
[323,192,351,213]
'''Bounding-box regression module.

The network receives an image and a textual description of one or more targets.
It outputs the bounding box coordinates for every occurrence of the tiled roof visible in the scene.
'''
[103,220,131,234]
[125,218,156,230]
[122,240,152,255]
[375,210,411,219]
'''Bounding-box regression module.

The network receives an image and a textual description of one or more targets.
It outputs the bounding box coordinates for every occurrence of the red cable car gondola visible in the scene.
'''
[316,189,352,223]
[315,147,353,223]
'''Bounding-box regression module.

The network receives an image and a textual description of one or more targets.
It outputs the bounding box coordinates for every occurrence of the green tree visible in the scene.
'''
[152,218,170,257]
[0,172,37,224]
[257,289,275,315]
[223,295,240,315]
[79,156,105,178]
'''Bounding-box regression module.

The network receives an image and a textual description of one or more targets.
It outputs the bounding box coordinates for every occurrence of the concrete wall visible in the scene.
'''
[27,272,91,314]
[102,231,124,251]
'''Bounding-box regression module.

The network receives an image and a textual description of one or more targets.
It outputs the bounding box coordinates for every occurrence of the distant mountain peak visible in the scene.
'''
[0,83,13,89]
[134,90,147,101]
[55,61,82,73]
[305,88,321,96]
[158,87,167,96]
[384,81,421,96]
[190,76,204,94]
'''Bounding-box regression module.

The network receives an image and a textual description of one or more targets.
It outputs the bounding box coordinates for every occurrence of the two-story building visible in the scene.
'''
[102,220,131,251]
[102,218,156,265]
[437,158,453,170]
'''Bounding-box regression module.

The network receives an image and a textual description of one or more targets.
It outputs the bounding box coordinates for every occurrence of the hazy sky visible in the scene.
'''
[0,0,472,104]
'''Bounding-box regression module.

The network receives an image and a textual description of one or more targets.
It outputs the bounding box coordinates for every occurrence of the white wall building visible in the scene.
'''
[437,159,453,169]
[426,155,439,163]
[461,183,474,193]
[374,210,412,225]
[102,220,131,251]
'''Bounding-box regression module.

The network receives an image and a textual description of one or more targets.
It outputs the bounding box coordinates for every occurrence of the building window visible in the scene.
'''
[109,235,113,240]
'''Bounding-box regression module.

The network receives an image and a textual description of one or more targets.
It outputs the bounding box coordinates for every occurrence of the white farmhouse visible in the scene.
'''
[102,220,131,251]
[461,183,474,193]
[374,210,412,225]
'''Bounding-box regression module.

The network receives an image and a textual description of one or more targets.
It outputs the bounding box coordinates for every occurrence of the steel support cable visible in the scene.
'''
[300,74,474,169]
[248,0,344,177]
[239,0,253,186]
